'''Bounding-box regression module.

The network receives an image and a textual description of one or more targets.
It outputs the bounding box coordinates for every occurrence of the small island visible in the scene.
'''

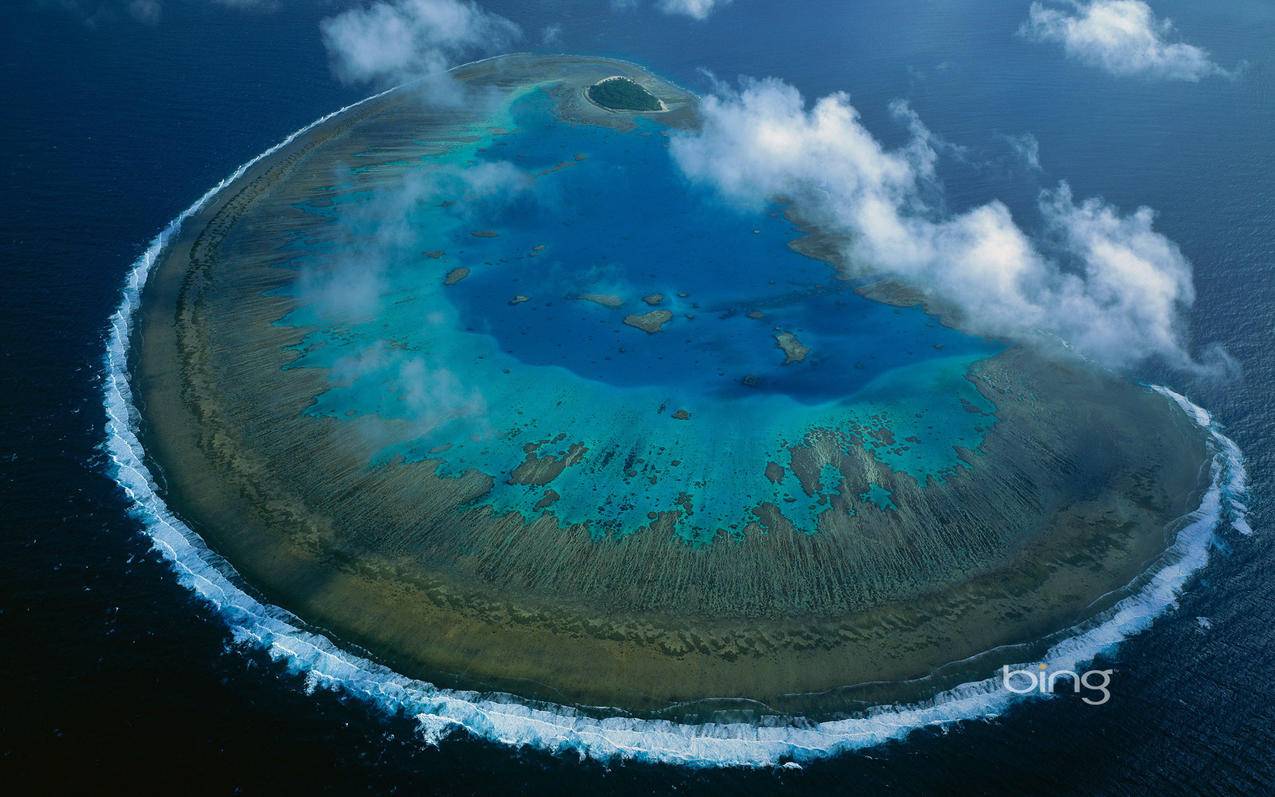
[774,330,809,364]
[586,76,664,112]
[444,267,470,285]
[624,309,674,333]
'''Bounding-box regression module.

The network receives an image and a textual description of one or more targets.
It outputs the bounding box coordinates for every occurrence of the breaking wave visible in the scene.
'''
[100,97,1251,768]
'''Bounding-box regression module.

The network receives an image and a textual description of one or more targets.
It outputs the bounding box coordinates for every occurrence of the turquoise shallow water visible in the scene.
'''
[278,88,999,543]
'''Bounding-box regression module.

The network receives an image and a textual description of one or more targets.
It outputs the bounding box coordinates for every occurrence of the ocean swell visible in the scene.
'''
[101,99,1251,768]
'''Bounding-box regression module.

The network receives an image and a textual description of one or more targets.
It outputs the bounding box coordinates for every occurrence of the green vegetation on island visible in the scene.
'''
[586,76,663,112]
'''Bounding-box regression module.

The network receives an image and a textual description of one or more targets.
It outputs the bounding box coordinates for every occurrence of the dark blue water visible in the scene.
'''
[3,0,1272,792]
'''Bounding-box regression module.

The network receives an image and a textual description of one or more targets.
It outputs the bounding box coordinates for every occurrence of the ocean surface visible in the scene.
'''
[3,0,1273,792]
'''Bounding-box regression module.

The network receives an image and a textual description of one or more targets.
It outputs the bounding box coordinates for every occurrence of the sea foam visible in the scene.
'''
[101,96,1252,769]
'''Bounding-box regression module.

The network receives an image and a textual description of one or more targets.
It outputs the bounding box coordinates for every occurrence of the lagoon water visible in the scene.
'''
[280,88,995,540]
[3,0,1273,792]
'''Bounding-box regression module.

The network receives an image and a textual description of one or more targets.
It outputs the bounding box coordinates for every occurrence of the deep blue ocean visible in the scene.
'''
[3,0,1273,792]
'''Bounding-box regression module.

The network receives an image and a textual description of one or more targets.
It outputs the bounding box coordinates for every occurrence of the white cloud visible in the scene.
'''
[540,22,563,47]
[127,0,160,24]
[299,159,532,436]
[670,78,1229,374]
[297,159,533,324]
[331,343,487,434]
[78,0,277,27]
[658,0,730,21]
[1020,0,1226,81]
[1001,132,1042,170]
[211,0,278,9]
[320,0,520,89]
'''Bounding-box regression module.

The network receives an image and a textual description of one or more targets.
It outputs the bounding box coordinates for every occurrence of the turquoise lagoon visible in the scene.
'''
[278,88,999,544]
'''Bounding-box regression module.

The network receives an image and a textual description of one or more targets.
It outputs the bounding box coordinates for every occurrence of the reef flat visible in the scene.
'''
[135,54,1209,719]
[624,309,674,333]
[775,330,809,364]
